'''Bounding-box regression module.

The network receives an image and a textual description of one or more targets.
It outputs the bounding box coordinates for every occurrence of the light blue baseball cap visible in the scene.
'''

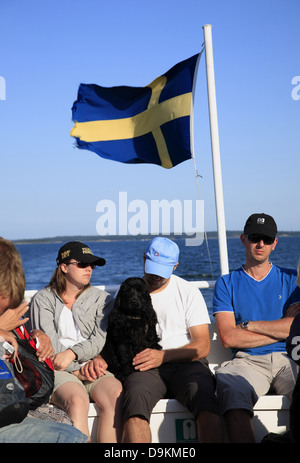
[144,237,179,279]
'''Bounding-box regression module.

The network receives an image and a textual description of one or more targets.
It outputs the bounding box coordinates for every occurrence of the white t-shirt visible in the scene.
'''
[150,275,210,350]
[59,305,86,350]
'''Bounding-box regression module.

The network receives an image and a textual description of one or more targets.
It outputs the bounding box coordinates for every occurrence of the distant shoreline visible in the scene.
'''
[13,231,300,245]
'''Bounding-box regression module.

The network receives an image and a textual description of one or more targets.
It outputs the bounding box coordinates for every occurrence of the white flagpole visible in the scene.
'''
[203,24,229,275]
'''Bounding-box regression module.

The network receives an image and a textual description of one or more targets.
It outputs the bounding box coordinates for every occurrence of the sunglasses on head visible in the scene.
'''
[246,234,275,245]
[67,261,96,269]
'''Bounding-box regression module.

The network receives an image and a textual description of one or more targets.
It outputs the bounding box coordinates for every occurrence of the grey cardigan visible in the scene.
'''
[29,285,114,372]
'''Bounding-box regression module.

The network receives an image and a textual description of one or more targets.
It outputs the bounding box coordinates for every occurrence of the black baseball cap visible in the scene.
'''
[243,213,278,238]
[56,241,106,266]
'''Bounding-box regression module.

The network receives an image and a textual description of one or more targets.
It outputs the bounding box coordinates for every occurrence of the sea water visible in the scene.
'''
[16,235,300,314]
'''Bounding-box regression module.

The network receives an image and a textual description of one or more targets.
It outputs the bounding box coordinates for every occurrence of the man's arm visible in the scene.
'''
[215,312,281,349]
[216,302,300,350]
[243,303,300,340]
[132,324,210,372]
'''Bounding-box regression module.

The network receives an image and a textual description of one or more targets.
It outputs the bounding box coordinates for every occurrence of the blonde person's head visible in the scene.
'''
[48,261,90,299]
[0,237,26,307]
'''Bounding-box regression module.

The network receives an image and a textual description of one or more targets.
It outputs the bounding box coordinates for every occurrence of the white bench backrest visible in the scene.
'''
[207,323,232,373]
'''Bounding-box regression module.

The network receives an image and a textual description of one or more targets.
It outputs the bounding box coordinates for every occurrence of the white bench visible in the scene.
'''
[88,323,291,443]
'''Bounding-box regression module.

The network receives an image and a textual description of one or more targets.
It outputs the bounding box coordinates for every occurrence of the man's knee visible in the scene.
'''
[216,373,258,415]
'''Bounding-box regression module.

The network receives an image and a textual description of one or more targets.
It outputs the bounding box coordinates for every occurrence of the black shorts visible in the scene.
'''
[123,360,220,422]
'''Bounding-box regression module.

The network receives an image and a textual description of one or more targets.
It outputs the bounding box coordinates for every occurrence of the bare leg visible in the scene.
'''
[91,376,124,443]
[51,382,90,440]
[225,409,255,443]
[123,416,151,443]
[197,410,224,443]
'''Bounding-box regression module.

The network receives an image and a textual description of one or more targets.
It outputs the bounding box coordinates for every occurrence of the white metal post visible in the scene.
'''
[203,24,229,275]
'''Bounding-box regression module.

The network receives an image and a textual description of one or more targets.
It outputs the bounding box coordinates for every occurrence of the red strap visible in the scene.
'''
[14,326,54,372]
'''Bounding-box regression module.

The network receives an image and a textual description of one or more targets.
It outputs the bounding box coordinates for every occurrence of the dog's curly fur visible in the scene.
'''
[100,277,161,382]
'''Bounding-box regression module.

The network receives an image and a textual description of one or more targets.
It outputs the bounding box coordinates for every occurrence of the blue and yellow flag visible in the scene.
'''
[70,54,200,169]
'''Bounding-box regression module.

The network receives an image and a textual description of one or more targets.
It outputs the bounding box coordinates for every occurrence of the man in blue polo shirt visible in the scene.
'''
[213,213,300,442]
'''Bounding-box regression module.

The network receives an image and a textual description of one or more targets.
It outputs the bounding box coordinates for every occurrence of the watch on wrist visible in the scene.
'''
[241,320,250,330]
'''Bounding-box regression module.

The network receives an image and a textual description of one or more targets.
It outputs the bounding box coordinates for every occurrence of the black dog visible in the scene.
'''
[100,277,161,383]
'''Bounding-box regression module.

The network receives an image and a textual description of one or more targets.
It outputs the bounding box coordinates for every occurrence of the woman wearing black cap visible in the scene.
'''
[30,242,123,443]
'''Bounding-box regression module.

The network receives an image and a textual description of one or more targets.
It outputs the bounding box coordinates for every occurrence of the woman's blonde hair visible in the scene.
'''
[0,237,26,307]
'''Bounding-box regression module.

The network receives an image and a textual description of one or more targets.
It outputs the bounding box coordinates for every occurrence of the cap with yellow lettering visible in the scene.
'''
[56,241,106,266]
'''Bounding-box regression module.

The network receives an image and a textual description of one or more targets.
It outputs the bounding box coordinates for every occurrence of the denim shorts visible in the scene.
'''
[0,417,88,443]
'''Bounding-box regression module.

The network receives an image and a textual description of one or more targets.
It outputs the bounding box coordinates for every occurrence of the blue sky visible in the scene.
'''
[0,0,299,240]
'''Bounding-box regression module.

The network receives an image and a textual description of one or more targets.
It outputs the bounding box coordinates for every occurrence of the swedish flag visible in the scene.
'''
[70,54,200,169]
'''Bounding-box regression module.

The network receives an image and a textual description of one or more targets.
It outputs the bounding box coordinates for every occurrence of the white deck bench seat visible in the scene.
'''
[88,323,291,443]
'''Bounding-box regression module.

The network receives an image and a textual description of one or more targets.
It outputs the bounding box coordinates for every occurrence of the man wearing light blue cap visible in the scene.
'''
[123,237,223,443]
[144,236,179,278]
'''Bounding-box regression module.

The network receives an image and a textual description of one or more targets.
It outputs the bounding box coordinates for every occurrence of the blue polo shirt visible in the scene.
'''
[213,265,300,356]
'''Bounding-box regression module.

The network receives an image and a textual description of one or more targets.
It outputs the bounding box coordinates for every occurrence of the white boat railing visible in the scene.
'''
[24,279,216,301]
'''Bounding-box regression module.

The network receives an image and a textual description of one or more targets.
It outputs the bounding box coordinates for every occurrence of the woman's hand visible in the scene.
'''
[51,349,76,371]
[30,329,54,361]
[79,355,108,382]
